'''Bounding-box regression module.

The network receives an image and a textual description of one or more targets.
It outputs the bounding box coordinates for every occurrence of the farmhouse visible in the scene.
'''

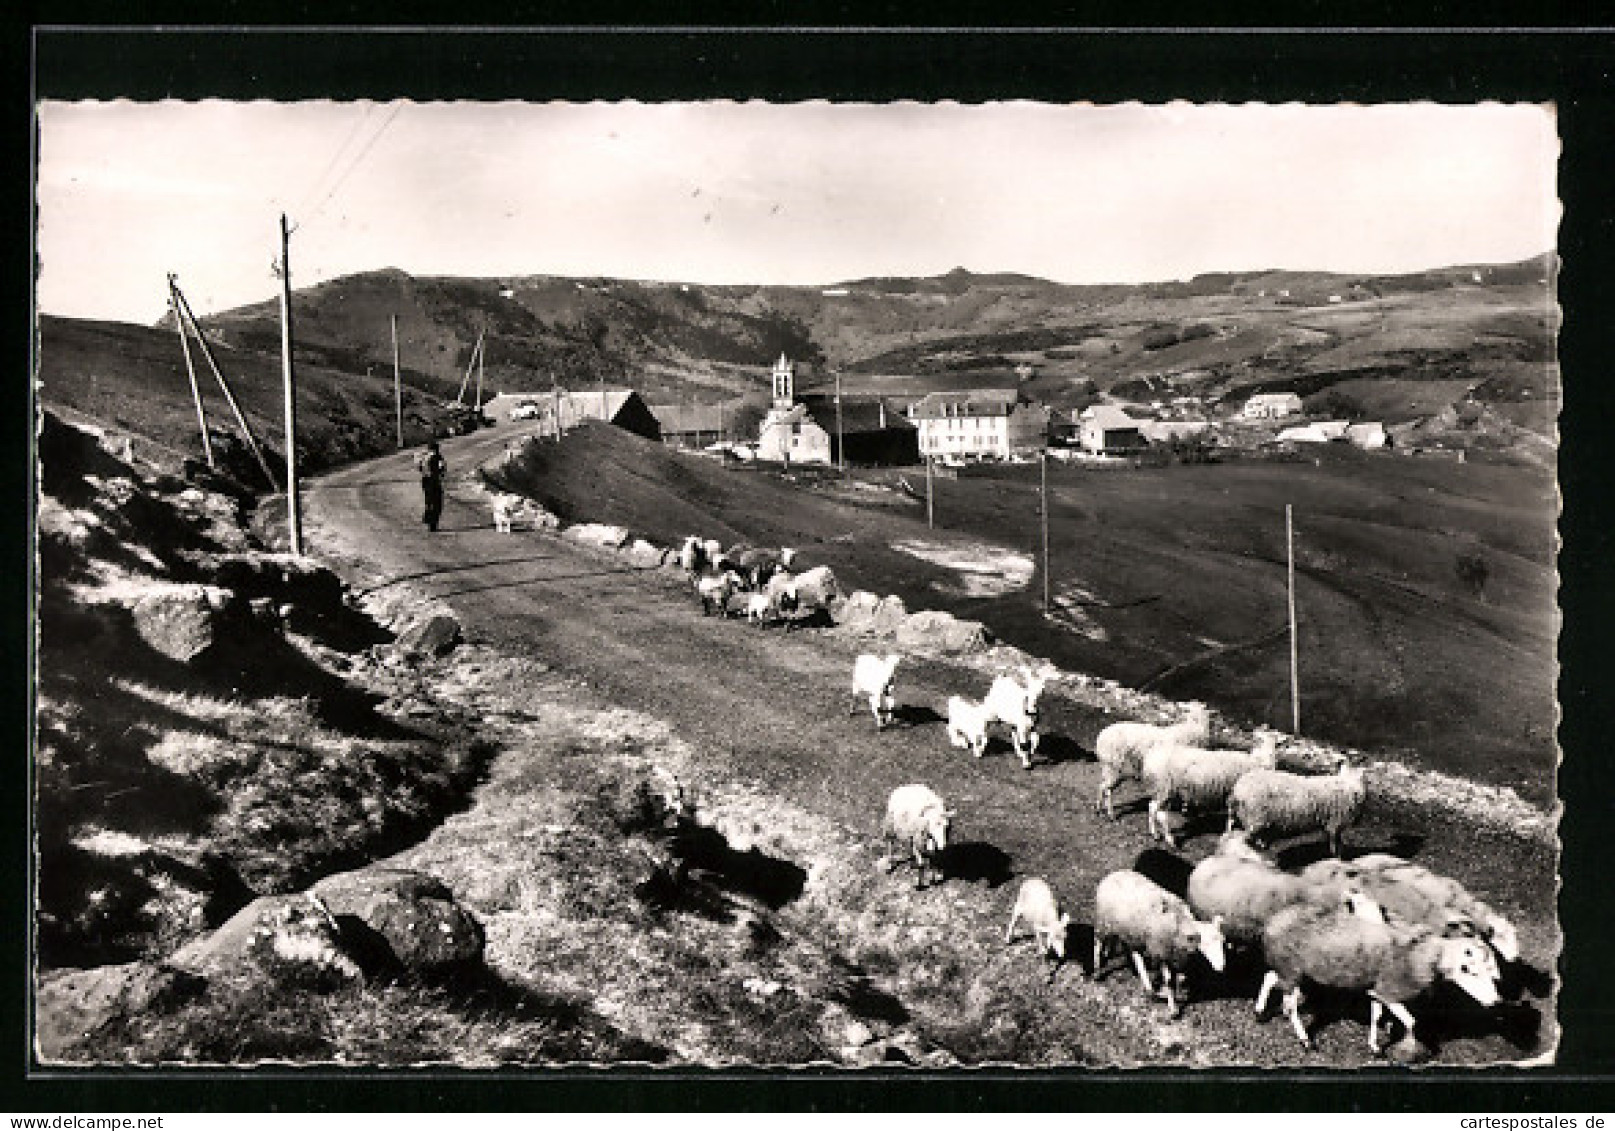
[797,395,919,466]
[1241,392,1304,420]
[1076,405,1147,455]
[1346,421,1389,450]
[648,402,732,449]
[1139,419,1212,444]
[909,389,1050,461]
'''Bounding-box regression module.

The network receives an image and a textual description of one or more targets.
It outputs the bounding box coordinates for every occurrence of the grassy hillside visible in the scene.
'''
[489,422,1557,807]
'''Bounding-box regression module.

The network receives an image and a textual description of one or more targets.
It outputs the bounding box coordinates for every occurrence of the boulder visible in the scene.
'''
[623,539,669,569]
[35,961,205,1061]
[395,613,462,659]
[310,867,484,971]
[563,523,632,550]
[169,894,359,983]
[836,591,908,636]
[896,610,993,656]
[129,583,242,662]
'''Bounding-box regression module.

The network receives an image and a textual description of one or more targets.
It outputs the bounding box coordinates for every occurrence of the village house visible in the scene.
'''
[797,395,918,465]
[1241,392,1304,420]
[909,389,1050,461]
[1078,405,1148,455]
[647,402,732,450]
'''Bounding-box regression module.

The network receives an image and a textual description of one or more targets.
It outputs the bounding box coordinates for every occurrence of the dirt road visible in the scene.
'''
[302,429,1558,1067]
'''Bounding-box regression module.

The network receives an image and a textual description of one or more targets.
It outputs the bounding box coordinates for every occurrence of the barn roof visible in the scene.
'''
[648,403,728,434]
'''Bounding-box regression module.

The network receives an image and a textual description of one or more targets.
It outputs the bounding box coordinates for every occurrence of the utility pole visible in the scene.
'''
[475,324,486,413]
[926,455,935,529]
[277,213,303,556]
[170,280,278,490]
[1287,504,1300,734]
[391,314,403,448]
[835,368,845,474]
[1041,450,1051,613]
[168,274,213,468]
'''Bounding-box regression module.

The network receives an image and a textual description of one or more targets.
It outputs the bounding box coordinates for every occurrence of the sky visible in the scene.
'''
[35,100,1559,325]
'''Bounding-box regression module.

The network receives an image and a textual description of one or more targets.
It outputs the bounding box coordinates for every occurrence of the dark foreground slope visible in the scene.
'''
[490,421,1557,807]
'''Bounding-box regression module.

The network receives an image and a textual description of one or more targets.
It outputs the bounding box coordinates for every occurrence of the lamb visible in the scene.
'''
[1187,830,1336,947]
[982,666,1047,770]
[695,569,743,617]
[882,783,954,890]
[1093,702,1213,820]
[787,565,841,612]
[1257,896,1501,1052]
[1092,869,1226,1016]
[850,652,901,729]
[1300,855,1520,964]
[490,492,524,533]
[1005,877,1072,962]
[945,694,993,759]
[1139,731,1279,848]
[1228,761,1368,857]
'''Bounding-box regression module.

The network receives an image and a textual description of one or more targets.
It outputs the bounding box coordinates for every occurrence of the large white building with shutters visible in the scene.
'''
[908,389,1050,460]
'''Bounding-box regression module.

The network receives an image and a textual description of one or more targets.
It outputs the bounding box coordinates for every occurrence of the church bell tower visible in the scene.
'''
[771,353,795,409]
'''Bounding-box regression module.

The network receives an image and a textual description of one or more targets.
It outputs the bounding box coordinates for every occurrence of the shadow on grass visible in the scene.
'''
[1272,830,1426,872]
[1499,957,1556,1002]
[1035,732,1091,765]
[1131,846,1193,898]
[665,822,809,910]
[828,956,911,1026]
[891,703,944,728]
[937,840,1013,888]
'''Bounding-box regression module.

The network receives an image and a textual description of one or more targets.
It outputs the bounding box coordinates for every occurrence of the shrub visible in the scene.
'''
[1456,552,1490,599]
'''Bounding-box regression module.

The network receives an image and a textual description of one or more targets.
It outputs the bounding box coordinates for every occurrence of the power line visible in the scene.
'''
[292,102,378,221]
[301,102,405,230]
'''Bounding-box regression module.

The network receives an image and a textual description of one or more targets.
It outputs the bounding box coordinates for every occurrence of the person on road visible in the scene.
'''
[415,440,447,532]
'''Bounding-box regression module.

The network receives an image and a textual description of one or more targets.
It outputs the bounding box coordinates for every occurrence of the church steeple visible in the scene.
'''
[771,353,795,408]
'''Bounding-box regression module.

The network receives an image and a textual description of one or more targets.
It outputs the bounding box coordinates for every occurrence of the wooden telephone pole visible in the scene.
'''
[1287,504,1300,734]
[925,455,934,528]
[835,368,845,474]
[391,314,403,448]
[169,280,278,490]
[167,275,213,468]
[277,213,303,555]
[1041,450,1051,613]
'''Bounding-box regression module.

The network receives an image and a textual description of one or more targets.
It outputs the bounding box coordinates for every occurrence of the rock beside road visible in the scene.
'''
[311,867,484,971]
[396,613,463,659]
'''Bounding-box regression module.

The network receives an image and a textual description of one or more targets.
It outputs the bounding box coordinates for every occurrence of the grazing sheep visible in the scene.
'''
[1006,877,1072,962]
[743,592,775,624]
[1301,855,1520,964]
[1257,897,1502,1052]
[945,694,993,759]
[1187,830,1335,947]
[1093,702,1213,820]
[490,492,523,533]
[850,653,902,729]
[695,569,743,617]
[678,536,708,575]
[1228,762,1368,857]
[882,783,955,890]
[982,666,1048,770]
[788,565,841,612]
[1140,731,1280,848]
[1092,869,1226,1016]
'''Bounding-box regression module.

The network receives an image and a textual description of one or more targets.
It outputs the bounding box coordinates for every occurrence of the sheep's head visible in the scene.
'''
[1047,912,1073,959]
[923,807,956,855]
[1192,916,1227,972]
[1343,890,1387,923]
[1215,829,1264,862]
[780,547,797,568]
[1484,915,1521,965]
[1438,937,1502,1006]
[1250,730,1281,767]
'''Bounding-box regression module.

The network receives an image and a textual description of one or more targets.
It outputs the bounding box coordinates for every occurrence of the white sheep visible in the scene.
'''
[1092,869,1226,1016]
[743,591,775,624]
[1257,896,1501,1053]
[982,666,1047,770]
[788,565,841,612]
[1005,877,1072,962]
[1093,702,1213,820]
[695,569,743,617]
[490,492,524,533]
[1139,731,1279,848]
[850,652,901,730]
[1187,830,1337,947]
[945,694,993,759]
[1300,855,1520,964]
[882,783,954,890]
[1228,762,1368,857]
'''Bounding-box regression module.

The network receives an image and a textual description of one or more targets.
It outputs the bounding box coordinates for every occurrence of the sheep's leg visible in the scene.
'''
[1284,987,1313,1048]
[1368,999,1385,1054]
[1092,936,1106,979]
[1005,908,1021,944]
[1385,1001,1417,1048]
[1146,799,1161,841]
[1255,970,1279,1016]
[1130,951,1155,996]
[1163,969,1181,1016]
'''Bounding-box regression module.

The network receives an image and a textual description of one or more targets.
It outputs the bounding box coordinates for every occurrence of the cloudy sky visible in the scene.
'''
[35,100,1558,325]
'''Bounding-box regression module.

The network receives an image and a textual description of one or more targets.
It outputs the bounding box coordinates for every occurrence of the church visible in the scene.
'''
[754,354,833,465]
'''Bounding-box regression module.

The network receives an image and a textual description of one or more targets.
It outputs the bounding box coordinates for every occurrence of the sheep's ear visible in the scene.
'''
[943,808,957,818]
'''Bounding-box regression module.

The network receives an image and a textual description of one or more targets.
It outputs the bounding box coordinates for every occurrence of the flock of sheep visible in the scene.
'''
[675,532,1522,1060]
